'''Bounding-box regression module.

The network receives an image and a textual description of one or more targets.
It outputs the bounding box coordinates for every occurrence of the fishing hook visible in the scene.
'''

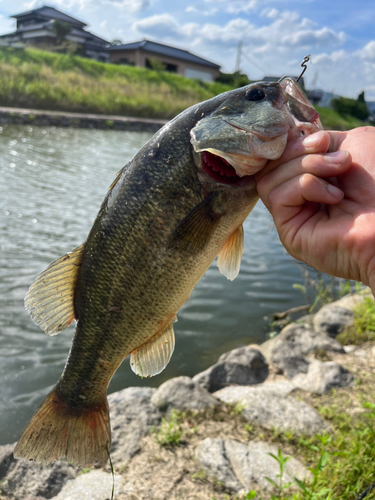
[297,55,311,82]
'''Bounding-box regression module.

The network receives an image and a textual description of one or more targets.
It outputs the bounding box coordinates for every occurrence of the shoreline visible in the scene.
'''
[0,106,167,132]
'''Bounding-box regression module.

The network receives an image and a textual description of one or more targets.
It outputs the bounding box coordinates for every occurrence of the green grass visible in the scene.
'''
[317,106,365,131]
[337,296,375,345]
[0,46,231,119]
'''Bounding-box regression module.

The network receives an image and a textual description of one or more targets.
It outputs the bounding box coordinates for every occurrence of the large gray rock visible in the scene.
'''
[151,376,219,411]
[195,438,310,494]
[214,385,330,436]
[291,359,354,394]
[52,469,124,500]
[313,304,354,338]
[193,346,269,392]
[260,323,345,363]
[195,438,243,492]
[260,323,345,379]
[0,443,76,500]
[335,291,371,310]
[108,386,161,463]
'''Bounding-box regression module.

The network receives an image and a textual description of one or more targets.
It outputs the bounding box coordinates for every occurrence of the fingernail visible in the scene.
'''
[326,183,344,198]
[303,131,324,148]
[325,150,348,164]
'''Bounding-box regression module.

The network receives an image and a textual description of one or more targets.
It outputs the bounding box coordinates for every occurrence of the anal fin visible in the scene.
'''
[25,244,85,336]
[217,225,244,281]
[130,320,175,378]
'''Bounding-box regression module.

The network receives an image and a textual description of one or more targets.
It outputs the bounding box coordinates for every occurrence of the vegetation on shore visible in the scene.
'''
[149,295,375,500]
[0,46,368,129]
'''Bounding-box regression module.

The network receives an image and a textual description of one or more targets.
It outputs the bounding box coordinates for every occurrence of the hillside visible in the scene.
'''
[0,46,365,129]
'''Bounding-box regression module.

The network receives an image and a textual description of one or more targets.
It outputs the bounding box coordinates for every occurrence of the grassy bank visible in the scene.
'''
[0,46,230,119]
[0,46,365,129]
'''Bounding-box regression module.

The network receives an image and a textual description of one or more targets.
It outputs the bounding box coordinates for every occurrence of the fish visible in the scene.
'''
[14,78,321,468]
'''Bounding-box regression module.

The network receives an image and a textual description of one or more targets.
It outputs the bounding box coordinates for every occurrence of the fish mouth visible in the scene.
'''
[201,151,253,187]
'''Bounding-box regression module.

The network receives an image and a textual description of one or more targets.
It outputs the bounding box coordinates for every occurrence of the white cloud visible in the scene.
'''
[282,27,346,48]
[203,0,258,13]
[261,7,278,18]
[358,40,375,61]
[185,5,217,16]
[134,13,180,38]
[104,0,150,11]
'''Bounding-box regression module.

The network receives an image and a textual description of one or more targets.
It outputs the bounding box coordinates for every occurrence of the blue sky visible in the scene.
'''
[0,0,375,99]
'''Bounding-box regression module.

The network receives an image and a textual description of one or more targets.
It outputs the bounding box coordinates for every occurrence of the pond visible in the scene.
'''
[0,124,309,445]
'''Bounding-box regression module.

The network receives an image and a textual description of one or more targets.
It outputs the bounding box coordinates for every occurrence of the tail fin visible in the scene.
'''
[13,386,111,468]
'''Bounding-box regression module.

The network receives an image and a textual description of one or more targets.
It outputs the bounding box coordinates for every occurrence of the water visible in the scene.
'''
[0,124,308,446]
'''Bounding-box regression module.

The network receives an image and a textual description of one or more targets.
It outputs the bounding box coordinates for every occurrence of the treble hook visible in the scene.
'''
[297,55,311,82]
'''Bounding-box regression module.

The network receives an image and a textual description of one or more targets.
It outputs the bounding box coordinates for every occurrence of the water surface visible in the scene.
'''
[0,124,307,445]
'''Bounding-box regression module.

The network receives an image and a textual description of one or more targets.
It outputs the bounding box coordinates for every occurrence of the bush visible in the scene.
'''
[331,95,369,121]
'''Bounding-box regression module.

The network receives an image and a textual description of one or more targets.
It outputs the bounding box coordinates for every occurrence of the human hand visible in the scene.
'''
[255,126,375,295]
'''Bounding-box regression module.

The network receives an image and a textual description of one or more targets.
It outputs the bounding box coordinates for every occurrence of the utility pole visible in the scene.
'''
[234,40,242,73]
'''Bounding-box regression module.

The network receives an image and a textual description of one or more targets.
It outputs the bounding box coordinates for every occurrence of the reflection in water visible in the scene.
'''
[0,124,306,445]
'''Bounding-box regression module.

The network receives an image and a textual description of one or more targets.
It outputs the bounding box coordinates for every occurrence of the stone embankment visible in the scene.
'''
[1,292,374,500]
[0,106,166,132]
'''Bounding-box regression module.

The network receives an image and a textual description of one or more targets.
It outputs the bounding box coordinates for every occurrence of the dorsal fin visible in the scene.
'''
[217,225,244,281]
[25,244,84,336]
[130,320,176,378]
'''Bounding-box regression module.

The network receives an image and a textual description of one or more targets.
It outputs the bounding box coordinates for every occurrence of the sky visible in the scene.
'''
[0,0,374,100]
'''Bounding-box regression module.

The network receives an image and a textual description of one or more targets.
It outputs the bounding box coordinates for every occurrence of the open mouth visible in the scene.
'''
[201,151,249,186]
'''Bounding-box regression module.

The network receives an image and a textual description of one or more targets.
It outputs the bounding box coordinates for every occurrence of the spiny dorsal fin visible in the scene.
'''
[130,320,175,378]
[168,195,221,254]
[25,244,84,336]
[217,225,244,281]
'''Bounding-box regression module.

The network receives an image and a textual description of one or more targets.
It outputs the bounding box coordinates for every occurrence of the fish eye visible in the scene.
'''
[245,87,266,102]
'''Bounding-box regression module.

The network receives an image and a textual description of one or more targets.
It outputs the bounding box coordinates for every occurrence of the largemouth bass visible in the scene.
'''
[14,78,321,467]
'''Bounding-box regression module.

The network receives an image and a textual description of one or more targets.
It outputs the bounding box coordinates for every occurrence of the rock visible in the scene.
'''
[291,360,354,394]
[195,438,310,494]
[151,376,219,411]
[52,469,124,500]
[260,323,345,364]
[227,440,311,492]
[108,386,161,463]
[0,443,76,500]
[194,438,243,492]
[257,380,296,395]
[274,355,310,380]
[214,385,330,435]
[259,323,345,379]
[295,314,315,327]
[192,346,269,392]
[313,304,354,338]
[335,291,371,310]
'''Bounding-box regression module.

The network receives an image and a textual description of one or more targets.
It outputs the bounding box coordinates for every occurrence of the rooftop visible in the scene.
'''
[11,5,87,28]
[108,39,221,69]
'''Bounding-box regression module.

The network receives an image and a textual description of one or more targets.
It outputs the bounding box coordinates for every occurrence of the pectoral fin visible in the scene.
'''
[130,320,176,378]
[168,195,221,254]
[24,244,84,336]
[217,225,244,281]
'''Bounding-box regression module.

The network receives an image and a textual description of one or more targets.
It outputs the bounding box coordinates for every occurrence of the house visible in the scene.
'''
[0,5,109,61]
[107,39,221,82]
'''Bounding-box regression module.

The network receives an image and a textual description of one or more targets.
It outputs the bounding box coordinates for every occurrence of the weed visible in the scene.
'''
[337,296,375,345]
[265,448,293,498]
[151,410,182,447]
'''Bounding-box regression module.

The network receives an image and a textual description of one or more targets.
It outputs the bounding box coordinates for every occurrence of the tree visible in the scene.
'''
[331,95,369,121]
[216,70,250,88]
[111,39,123,46]
[52,20,71,45]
